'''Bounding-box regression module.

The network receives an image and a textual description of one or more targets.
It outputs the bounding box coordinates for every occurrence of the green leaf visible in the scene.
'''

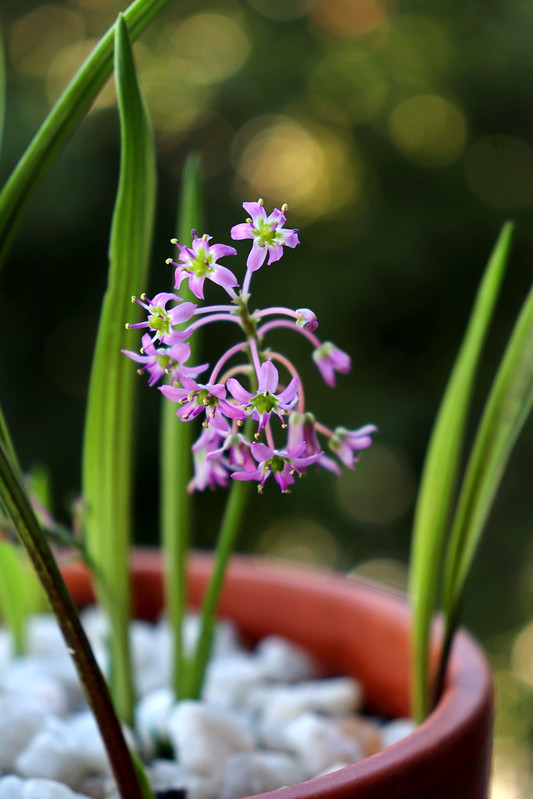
[82,13,156,725]
[0,23,5,160]
[0,0,171,268]
[441,282,533,649]
[0,540,29,655]
[409,222,514,722]
[160,153,203,699]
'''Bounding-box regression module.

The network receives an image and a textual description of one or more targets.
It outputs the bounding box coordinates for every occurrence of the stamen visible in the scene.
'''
[281,203,288,212]
[170,238,178,244]
[165,258,173,265]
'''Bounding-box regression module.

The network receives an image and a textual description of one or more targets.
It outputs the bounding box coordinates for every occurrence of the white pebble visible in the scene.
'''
[0,661,69,716]
[22,779,90,799]
[0,775,24,799]
[0,699,49,771]
[255,636,318,682]
[167,700,255,778]
[221,751,305,799]
[150,760,218,799]
[15,717,83,787]
[26,616,67,658]
[66,713,113,775]
[203,654,264,708]
[380,718,416,748]
[260,677,362,729]
[135,687,175,756]
[274,712,364,777]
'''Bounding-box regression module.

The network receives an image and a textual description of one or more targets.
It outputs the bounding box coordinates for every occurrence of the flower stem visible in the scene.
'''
[161,154,202,701]
[185,477,251,699]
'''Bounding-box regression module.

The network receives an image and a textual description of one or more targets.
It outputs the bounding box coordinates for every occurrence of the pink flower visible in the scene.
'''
[170,232,238,300]
[230,200,299,272]
[232,442,322,493]
[329,425,377,468]
[287,412,340,475]
[295,308,318,333]
[122,334,207,387]
[127,292,196,344]
[188,427,229,492]
[159,376,247,431]
[207,432,256,472]
[312,342,351,386]
[227,360,299,433]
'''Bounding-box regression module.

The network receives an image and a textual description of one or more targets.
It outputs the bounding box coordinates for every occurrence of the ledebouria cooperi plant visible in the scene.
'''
[124,200,376,494]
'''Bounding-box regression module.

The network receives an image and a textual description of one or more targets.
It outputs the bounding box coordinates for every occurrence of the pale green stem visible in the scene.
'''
[185,477,252,699]
[160,153,202,700]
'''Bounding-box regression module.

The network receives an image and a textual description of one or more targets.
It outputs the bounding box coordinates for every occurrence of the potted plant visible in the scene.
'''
[0,4,532,799]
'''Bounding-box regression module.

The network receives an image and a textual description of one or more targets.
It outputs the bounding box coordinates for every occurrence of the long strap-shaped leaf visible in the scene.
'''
[0,24,5,160]
[0,441,147,799]
[439,282,533,676]
[82,14,156,725]
[0,0,171,267]
[160,153,202,699]
[409,222,514,722]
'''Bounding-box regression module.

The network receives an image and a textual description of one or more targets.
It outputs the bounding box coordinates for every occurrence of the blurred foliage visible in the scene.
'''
[0,0,532,792]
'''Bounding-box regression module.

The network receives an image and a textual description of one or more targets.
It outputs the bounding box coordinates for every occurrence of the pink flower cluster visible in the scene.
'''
[124,200,376,493]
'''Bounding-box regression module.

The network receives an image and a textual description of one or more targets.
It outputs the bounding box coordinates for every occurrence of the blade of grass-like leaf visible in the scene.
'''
[0,441,147,799]
[0,540,28,654]
[0,24,5,160]
[0,403,22,477]
[82,14,156,725]
[160,153,202,699]
[438,283,533,682]
[409,222,514,722]
[0,0,171,268]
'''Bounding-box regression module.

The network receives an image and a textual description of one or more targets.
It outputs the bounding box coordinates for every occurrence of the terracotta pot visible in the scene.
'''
[63,549,493,799]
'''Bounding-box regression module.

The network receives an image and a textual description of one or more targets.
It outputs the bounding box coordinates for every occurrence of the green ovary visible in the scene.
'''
[269,455,286,473]
[254,394,277,413]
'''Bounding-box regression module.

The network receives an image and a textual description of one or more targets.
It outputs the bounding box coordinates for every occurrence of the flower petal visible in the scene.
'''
[258,360,279,393]
[230,222,253,240]
[227,378,254,405]
[247,243,267,272]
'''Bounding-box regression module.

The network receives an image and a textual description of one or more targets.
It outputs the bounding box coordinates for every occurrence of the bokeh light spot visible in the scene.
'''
[511,623,533,687]
[388,94,466,167]
[349,558,408,591]
[169,14,250,86]
[246,0,313,21]
[308,51,388,125]
[255,517,339,567]
[336,443,415,524]
[311,0,390,39]
[9,6,86,77]
[465,135,533,209]
[47,39,116,108]
[233,115,363,221]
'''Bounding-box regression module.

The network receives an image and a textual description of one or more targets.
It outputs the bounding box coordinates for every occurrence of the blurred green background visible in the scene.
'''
[0,0,532,794]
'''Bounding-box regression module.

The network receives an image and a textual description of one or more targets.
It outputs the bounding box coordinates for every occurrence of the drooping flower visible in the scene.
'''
[170,232,238,300]
[188,426,229,492]
[232,441,322,493]
[287,412,340,475]
[207,432,256,472]
[295,308,318,333]
[227,359,299,433]
[230,200,299,272]
[329,424,378,468]
[128,292,196,344]
[122,334,208,387]
[160,376,247,431]
[312,341,351,387]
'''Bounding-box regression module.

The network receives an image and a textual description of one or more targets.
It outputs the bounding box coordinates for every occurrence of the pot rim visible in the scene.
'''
[63,548,493,799]
[132,549,492,799]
